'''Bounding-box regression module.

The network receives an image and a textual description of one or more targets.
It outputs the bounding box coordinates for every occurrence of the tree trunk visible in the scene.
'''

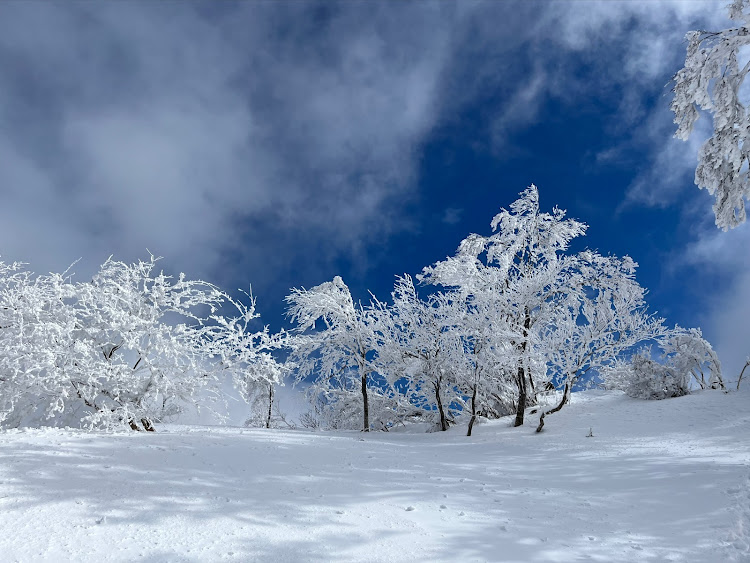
[536,381,570,432]
[127,417,154,432]
[434,378,448,432]
[266,383,274,429]
[513,309,532,428]
[361,370,369,432]
[467,383,478,437]
[716,373,726,391]
[738,361,750,390]
[513,365,527,427]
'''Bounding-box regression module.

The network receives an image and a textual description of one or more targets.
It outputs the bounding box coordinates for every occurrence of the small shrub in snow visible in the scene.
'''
[603,350,690,400]
[602,327,724,400]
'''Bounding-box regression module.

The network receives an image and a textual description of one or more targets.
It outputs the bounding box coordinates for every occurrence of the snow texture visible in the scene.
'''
[0,389,749,562]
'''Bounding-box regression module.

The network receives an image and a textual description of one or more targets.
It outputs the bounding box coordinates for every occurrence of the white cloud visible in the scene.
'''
[682,221,750,273]
[623,112,712,210]
[490,66,549,155]
[678,223,750,378]
[709,269,750,382]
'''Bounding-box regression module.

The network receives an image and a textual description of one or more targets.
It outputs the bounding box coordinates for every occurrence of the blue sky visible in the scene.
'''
[1,1,748,377]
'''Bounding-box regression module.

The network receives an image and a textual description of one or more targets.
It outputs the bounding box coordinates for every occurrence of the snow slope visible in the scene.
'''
[1,389,749,562]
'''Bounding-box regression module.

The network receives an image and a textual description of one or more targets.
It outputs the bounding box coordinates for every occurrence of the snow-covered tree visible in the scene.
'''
[0,255,280,431]
[286,276,382,432]
[535,253,668,431]
[420,186,671,432]
[206,290,288,425]
[671,0,750,229]
[421,185,587,427]
[460,299,518,437]
[661,326,724,390]
[242,380,295,429]
[0,260,77,427]
[379,276,466,431]
[68,256,232,430]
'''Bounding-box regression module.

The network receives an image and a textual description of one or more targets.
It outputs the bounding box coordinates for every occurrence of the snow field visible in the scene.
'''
[1,389,749,562]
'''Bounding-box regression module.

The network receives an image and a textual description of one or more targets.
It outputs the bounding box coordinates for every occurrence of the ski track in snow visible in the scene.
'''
[1,389,749,562]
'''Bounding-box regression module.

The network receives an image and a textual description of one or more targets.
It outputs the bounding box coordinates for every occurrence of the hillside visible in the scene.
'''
[1,389,749,562]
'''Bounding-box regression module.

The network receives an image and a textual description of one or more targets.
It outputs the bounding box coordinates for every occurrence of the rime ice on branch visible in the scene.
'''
[671,0,750,230]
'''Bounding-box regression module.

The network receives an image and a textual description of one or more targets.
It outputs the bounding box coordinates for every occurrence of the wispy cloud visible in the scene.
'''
[441,207,463,225]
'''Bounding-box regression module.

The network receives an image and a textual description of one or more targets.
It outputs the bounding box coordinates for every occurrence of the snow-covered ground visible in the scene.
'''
[1,389,749,562]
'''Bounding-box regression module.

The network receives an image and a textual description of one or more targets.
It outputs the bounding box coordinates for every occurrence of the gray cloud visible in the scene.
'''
[677,223,750,378]
[709,269,750,382]
[0,1,721,281]
[0,2,455,286]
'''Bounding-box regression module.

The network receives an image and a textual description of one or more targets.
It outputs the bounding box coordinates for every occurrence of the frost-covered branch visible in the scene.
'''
[671,0,750,229]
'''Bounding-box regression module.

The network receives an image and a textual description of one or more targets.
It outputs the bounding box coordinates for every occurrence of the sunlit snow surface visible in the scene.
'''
[1,390,749,562]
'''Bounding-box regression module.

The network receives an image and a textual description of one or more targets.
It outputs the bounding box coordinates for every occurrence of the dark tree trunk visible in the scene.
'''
[361,370,369,432]
[513,365,527,427]
[737,360,750,391]
[467,383,478,437]
[513,309,532,428]
[127,417,154,432]
[266,383,274,429]
[536,382,570,433]
[468,342,481,436]
[434,378,448,432]
[738,361,750,390]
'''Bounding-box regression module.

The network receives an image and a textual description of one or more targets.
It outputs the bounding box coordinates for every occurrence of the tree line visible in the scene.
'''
[0,186,725,433]
[285,185,723,435]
